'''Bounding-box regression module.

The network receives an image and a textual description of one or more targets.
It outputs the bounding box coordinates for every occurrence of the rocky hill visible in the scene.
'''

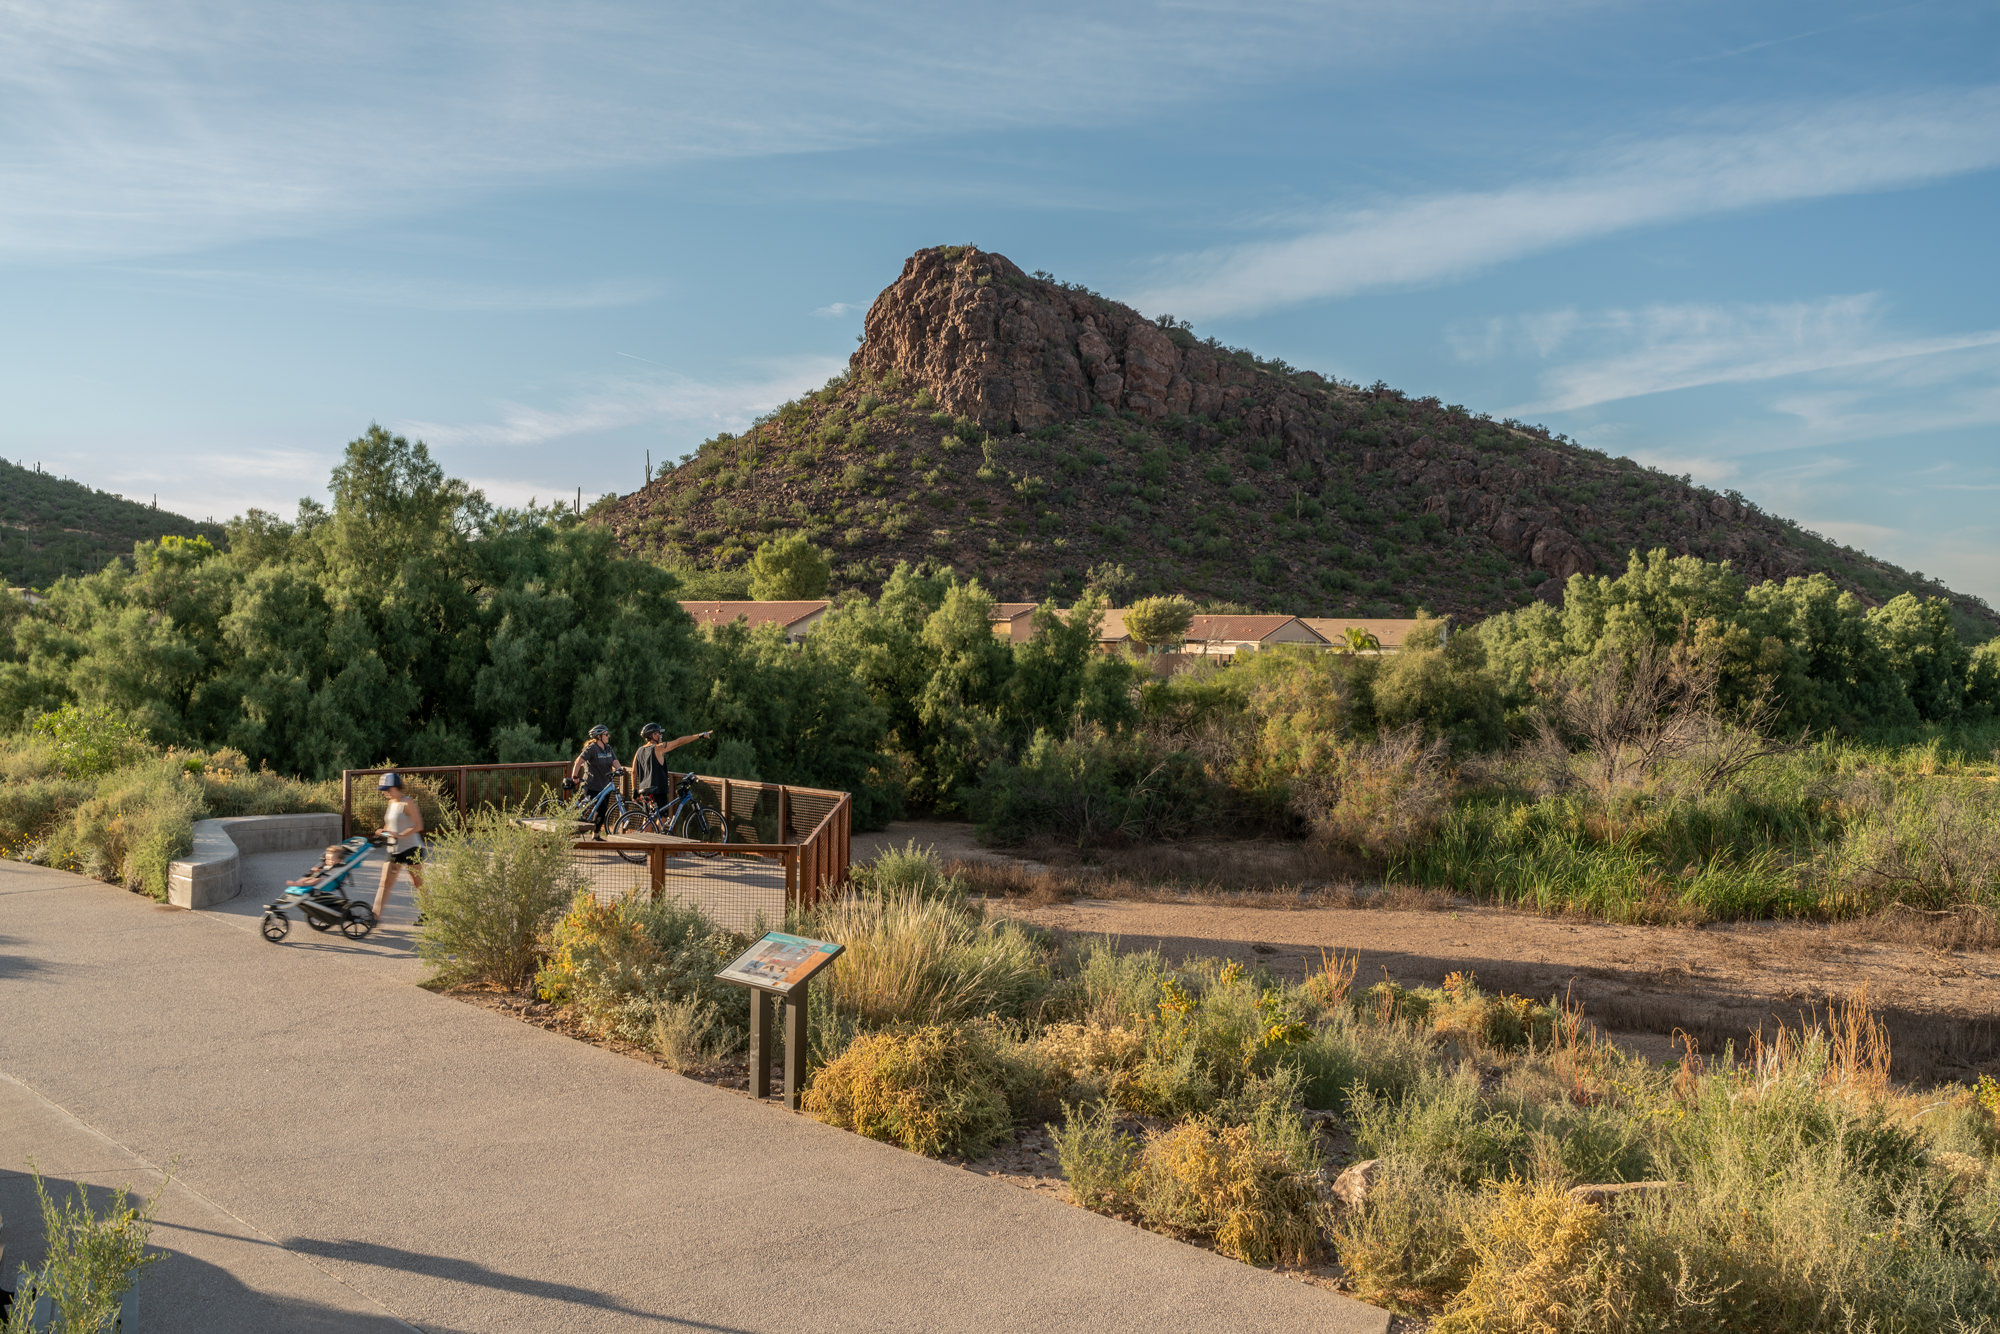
[1,458,224,589]
[599,246,1997,634]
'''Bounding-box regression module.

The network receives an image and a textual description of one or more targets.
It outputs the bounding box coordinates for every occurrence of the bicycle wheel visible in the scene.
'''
[611,808,649,864]
[532,796,573,824]
[679,805,733,858]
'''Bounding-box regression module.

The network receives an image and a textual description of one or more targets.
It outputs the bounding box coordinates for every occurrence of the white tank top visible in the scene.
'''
[383,800,423,852]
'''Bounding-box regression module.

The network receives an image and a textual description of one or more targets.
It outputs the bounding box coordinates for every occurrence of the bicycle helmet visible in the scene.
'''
[589,724,610,739]
[640,721,663,740]
[377,772,403,790]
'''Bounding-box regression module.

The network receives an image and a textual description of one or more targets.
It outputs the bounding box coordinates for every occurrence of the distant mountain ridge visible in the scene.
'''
[598,246,1994,636]
[1,458,223,589]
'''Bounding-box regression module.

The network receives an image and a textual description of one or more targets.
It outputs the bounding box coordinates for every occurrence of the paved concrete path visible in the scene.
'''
[0,859,1388,1333]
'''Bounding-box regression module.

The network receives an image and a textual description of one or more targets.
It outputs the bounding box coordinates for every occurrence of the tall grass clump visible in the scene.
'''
[417,806,585,989]
[849,839,967,900]
[803,885,1051,1027]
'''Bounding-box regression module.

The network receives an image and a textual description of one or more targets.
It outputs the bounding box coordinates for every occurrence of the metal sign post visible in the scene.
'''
[719,931,844,1111]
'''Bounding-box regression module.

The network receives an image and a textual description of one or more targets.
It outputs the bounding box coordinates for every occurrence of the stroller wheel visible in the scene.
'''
[341,903,376,940]
[260,912,288,943]
[306,913,333,932]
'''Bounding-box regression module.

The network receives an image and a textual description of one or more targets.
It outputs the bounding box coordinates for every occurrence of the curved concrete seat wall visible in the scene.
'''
[167,813,343,909]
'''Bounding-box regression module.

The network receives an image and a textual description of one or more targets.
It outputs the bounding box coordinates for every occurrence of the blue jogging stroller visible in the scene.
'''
[260,835,380,943]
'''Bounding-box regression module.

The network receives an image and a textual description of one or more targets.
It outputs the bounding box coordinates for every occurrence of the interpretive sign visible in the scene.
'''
[717,932,844,994]
[716,932,844,1110]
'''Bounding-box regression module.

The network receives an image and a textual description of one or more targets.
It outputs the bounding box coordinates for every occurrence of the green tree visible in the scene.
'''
[1866,593,1971,722]
[1967,637,2000,717]
[1124,595,1194,652]
[747,535,831,600]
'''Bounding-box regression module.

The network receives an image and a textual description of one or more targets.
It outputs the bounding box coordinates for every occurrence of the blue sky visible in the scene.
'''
[3,1,1997,601]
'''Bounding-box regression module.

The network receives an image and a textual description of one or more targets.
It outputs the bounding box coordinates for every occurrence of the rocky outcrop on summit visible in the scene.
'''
[853,246,1302,432]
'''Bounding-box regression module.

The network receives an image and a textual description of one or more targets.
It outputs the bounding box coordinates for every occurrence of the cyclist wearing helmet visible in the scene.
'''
[371,771,424,924]
[631,723,715,812]
[570,725,623,798]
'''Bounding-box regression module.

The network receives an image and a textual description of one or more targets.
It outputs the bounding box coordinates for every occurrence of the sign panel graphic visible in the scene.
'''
[717,931,844,993]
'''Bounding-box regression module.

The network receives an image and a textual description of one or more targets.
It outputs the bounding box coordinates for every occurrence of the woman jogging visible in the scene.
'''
[372,771,424,923]
[630,723,715,812]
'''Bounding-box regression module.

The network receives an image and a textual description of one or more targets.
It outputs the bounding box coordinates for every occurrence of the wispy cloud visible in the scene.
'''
[1469,294,2000,414]
[0,0,1599,261]
[120,265,664,311]
[812,302,861,318]
[1135,87,2000,320]
[398,357,844,451]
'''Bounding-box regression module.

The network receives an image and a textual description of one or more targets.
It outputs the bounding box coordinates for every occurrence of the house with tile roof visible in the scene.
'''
[679,600,830,642]
[988,602,1041,642]
[1182,614,1330,658]
[1300,617,1446,654]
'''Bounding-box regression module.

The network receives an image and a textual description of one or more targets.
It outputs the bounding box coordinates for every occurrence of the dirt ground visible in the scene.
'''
[863,821,2000,1084]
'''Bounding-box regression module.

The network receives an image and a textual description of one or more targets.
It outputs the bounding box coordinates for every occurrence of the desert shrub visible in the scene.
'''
[1349,1066,1534,1187]
[1835,772,2000,912]
[1134,1117,1323,1266]
[536,893,749,1042]
[418,808,585,989]
[1059,1078,1324,1267]
[28,702,151,779]
[1429,1181,1633,1334]
[1288,1010,1433,1111]
[186,748,334,817]
[805,889,1051,1027]
[1035,1021,1148,1105]
[851,840,966,901]
[4,1168,166,1334]
[1290,726,1454,862]
[0,737,334,895]
[35,756,204,899]
[1050,937,1166,1028]
[1052,1100,1139,1210]
[804,1022,1054,1157]
[969,725,1222,847]
[1334,1158,1480,1313]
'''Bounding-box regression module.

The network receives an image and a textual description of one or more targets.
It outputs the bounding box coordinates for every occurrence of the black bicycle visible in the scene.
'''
[629,772,733,858]
[534,778,650,864]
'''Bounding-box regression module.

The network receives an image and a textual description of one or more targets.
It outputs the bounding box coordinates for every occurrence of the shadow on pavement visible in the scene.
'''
[0,933,56,983]
[283,1235,762,1331]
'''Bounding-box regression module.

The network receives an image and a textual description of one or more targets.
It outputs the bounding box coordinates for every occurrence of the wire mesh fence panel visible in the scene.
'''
[577,849,652,905]
[655,852,789,935]
[569,843,791,933]
[786,788,838,842]
[468,764,568,818]
[719,781,783,844]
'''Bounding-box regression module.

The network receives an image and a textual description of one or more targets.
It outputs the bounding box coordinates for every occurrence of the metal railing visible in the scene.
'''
[338,761,852,908]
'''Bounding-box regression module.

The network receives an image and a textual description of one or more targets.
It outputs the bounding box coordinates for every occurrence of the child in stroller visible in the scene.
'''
[260,835,381,943]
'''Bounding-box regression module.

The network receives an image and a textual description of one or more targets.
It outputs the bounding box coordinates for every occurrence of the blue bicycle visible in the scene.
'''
[535,777,649,864]
[630,772,733,857]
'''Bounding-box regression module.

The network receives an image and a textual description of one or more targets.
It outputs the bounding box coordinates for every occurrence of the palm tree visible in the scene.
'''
[1339,625,1383,655]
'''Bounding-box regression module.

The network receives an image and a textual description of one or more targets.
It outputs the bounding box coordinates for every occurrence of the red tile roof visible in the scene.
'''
[1183,615,1328,644]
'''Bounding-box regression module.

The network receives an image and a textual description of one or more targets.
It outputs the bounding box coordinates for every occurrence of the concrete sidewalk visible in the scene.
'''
[0,858,1388,1333]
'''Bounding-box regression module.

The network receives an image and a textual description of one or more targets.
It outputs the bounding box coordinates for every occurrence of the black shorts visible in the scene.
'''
[390,846,424,865]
